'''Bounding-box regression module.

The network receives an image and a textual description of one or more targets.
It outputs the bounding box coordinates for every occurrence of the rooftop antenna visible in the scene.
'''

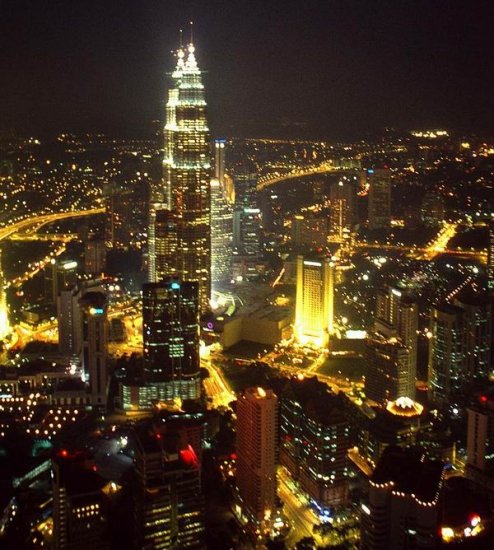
[189,20,194,44]
[179,28,183,48]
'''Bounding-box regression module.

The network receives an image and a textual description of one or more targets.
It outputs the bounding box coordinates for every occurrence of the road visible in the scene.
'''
[277,466,321,547]
[0,207,105,242]
[202,355,236,407]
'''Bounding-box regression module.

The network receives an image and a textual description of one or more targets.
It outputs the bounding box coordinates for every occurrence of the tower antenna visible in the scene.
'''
[179,28,183,48]
[189,20,194,44]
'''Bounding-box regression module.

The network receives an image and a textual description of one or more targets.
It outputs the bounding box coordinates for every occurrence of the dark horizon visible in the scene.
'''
[1,0,493,140]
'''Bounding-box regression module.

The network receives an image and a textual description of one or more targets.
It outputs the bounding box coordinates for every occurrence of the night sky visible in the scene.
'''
[1,0,493,139]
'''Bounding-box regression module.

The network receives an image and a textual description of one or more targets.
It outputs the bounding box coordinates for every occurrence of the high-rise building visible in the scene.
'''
[233,207,262,258]
[152,41,211,312]
[52,451,110,550]
[375,286,418,399]
[45,259,78,304]
[453,294,492,379]
[291,213,329,251]
[0,247,9,340]
[428,304,465,404]
[132,416,205,549]
[367,168,391,230]
[85,238,106,276]
[152,208,178,283]
[488,222,494,290]
[214,138,226,185]
[236,387,278,529]
[466,392,494,491]
[279,377,350,511]
[233,166,257,210]
[420,192,444,227]
[79,291,108,407]
[365,334,412,404]
[210,178,233,287]
[329,176,356,241]
[142,279,200,403]
[360,446,444,550]
[57,286,82,358]
[295,254,334,346]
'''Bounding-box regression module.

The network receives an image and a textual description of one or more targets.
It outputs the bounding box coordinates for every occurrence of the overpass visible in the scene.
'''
[0,208,105,242]
[256,160,361,191]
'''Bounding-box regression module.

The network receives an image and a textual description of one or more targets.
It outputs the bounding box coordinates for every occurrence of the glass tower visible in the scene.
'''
[142,279,200,402]
[154,42,211,312]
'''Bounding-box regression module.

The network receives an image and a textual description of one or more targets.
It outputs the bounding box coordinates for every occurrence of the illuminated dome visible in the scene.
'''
[386,396,424,417]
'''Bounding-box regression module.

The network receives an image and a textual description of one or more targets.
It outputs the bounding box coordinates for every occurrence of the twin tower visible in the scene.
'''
[148,41,211,313]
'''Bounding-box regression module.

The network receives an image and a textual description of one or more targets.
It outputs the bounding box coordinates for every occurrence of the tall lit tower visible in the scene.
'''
[0,247,9,340]
[295,254,335,347]
[156,36,211,312]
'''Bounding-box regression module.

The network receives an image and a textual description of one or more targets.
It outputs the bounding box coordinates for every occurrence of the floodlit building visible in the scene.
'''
[295,254,334,346]
[210,177,233,287]
[150,40,211,312]
[142,279,200,403]
[236,387,278,530]
[488,221,494,290]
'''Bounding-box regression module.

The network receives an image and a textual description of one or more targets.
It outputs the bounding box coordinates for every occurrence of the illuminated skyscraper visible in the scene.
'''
[368,168,391,230]
[0,247,9,340]
[236,387,278,528]
[152,39,211,312]
[210,178,233,287]
[142,279,200,402]
[295,254,334,346]
[488,221,494,290]
[214,138,226,185]
[329,176,356,241]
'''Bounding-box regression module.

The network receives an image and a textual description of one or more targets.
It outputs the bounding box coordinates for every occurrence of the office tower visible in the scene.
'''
[233,207,262,258]
[280,377,350,509]
[155,41,211,313]
[210,178,233,287]
[142,279,200,402]
[367,168,391,230]
[79,291,108,407]
[375,286,418,399]
[488,222,494,290]
[85,238,106,276]
[295,254,334,347]
[428,304,464,404]
[57,286,82,357]
[214,138,226,184]
[329,176,356,241]
[360,446,444,550]
[133,419,204,549]
[466,393,494,489]
[52,451,110,550]
[453,294,492,379]
[148,204,177,283]
[0,247,9,339]
[233,166,257,210]
[45,259,78,304]
[365,334,412,404]
[291,213,329,251]
[236,387,278,528]
[420,192,444,227]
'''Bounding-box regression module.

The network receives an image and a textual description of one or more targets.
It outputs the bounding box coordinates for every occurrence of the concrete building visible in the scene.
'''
[295,254,334,347]
[84,238,106,276]
[466,392,494,491]
[236,387,278,529]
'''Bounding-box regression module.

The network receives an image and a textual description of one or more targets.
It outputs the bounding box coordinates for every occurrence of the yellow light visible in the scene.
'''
[257,387,266,398]
[441,527,454,541]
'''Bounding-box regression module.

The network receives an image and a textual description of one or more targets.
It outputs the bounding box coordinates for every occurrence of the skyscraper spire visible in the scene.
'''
[150,31,212,313]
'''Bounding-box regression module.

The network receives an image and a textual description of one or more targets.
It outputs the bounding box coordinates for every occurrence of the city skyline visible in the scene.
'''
[1,0,493,139]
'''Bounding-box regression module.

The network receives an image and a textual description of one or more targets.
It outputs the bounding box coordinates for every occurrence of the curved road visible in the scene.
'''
[0,207,105,242]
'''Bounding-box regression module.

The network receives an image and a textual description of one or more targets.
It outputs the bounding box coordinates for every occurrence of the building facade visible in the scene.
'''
[142,279,200,403]
[367,168,391,230]
[236,387,278,529]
